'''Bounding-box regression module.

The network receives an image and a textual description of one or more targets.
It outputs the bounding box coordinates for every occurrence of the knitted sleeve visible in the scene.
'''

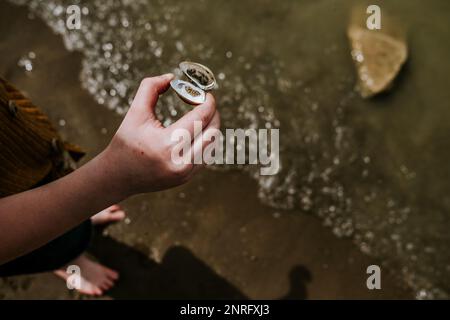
[0,77,85,197]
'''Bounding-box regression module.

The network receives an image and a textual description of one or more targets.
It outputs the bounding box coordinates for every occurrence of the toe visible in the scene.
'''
[104,278,116,291]
[104,267,119,280]
[108,204,121,212]
[99,280,112,292]
[80,283,103,296]
[93,287,103,296]
[110,210,126,221]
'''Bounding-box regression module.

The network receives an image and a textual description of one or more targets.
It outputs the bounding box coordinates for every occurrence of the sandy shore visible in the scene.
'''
[0,2,413,299]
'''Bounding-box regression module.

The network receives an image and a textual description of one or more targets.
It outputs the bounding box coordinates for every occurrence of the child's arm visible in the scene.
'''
[0,74,220,265]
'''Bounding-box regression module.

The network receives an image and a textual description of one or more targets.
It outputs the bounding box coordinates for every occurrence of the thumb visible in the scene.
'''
[129,73,174,122]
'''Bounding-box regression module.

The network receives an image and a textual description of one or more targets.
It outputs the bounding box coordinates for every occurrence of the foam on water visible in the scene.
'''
[7,0,449,299]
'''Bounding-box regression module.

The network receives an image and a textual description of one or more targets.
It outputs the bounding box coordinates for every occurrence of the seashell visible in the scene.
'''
[170,61,216,105]
[179,61,216,91]
[170,79,206,105]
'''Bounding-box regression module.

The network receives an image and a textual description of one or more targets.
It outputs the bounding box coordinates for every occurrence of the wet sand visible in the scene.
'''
[0,2,413,299]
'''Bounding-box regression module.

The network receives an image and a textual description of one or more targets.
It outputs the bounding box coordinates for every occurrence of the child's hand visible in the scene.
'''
[102,74,220,196]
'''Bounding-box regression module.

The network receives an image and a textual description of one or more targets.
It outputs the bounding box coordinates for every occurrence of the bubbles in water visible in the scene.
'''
[17,51,36,72]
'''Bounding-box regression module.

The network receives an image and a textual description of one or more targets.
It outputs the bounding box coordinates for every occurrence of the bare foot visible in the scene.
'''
[91,204,126,226]
[54,254,119,296]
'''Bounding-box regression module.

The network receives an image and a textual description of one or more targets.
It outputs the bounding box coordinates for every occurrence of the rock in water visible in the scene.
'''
[348,26,408,98]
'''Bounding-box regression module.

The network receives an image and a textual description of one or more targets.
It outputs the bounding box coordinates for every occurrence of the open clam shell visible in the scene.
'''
[179,61,216,91]
[170,79,206,105]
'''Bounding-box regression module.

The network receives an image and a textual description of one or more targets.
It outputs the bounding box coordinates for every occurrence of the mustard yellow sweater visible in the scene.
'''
[0,78,84,197]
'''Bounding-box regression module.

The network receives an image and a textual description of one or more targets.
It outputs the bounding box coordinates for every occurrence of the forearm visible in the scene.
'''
[0,148,127,265]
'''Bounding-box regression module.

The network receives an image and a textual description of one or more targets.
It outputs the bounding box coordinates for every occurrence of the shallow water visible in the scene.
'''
[7,0,450,298]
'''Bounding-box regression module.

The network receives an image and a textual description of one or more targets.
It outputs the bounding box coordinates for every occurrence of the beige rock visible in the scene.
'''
[348,26,408,98]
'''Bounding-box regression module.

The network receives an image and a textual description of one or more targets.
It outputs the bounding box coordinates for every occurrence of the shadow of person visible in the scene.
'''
[88,233,247,299]
[280,265,312,300]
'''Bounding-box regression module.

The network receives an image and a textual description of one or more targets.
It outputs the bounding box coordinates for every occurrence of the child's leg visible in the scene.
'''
[0,220,92,276]
[0,208,122,296]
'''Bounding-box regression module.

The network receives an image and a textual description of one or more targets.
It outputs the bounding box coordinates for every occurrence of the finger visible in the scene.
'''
[191,110,221,165]
[166,93,216,139]
[130,73,174,120]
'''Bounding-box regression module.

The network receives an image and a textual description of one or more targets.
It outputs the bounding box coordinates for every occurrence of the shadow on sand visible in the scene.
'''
[88,232,311,300]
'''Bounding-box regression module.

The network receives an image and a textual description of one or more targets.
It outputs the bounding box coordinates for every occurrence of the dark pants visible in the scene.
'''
[0,220,92,277]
